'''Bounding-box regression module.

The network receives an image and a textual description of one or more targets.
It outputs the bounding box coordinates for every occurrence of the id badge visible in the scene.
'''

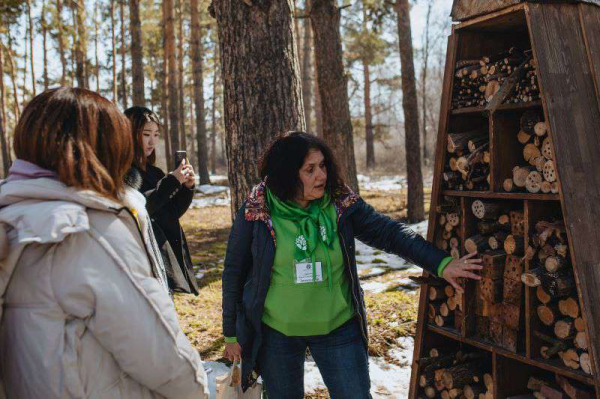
[294,259,323,284]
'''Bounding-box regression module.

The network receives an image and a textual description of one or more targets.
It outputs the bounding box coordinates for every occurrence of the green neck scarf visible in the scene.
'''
[266,188,337,289]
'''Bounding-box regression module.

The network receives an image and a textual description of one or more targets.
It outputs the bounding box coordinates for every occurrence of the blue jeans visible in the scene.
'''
[257,318,371,399]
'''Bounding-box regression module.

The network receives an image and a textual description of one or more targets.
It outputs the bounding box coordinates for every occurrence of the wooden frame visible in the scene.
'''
[409,3,600,398]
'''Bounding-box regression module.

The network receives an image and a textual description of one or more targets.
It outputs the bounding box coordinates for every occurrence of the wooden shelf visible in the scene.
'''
[427,325,596,385]
[450,100,543,115]
[442,190,560,201]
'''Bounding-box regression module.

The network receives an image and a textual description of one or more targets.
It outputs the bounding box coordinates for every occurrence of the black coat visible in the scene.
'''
[137,164,199,295]
[222,182,449,390]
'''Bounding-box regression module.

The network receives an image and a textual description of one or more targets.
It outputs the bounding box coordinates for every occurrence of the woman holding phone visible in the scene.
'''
[124,106,199,295]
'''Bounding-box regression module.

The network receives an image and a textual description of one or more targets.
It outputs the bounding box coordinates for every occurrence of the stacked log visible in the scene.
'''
[520,219,592,374]
[466,201,526,351]
[435,198,462,260]
[504,55,541,104]
[417,349,491,398]
[452,47,538,109]
[523,375,594,399]
[445,131,490,191]
[428,282,463,332]
[503,112,559,194]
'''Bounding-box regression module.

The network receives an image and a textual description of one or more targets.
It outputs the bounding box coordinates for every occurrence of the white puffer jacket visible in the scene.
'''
[0,177,209,399]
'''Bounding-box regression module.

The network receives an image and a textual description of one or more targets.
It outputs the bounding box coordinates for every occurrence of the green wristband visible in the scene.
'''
[224,336,238,344]
[437,256,454,277]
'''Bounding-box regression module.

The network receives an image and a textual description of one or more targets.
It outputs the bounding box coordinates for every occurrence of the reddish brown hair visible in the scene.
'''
[123,106,161,169]
[13,87,133,201]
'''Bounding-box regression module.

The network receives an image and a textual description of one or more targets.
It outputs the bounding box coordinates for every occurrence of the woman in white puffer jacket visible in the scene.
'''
[0,87,209,399]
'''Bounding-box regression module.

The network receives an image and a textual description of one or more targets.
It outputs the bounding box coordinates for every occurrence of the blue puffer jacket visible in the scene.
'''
[222,182,448,390]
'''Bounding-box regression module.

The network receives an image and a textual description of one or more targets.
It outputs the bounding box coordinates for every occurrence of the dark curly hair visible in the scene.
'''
[259,131,346,202]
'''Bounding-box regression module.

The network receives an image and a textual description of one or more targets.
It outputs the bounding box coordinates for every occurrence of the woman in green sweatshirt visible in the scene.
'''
[221,132,483,398]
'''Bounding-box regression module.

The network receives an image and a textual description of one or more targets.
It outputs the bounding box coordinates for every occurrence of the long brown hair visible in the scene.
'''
[13,87,133,201]
[123,106,160,169]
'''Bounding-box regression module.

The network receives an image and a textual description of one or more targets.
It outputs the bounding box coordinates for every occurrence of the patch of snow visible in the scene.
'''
[190,197,231,208]
[360,281,390,294]
[304,337,415,398]
[196,185,229,195]
[359,267,387,278]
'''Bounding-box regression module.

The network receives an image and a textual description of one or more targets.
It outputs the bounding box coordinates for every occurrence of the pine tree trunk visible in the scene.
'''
[177,0,186,154]
[210,53,219,174]
[160,0,172,169]
[129,0,145,105]
[42,0,50,90]
[110,0,118,102]
[310,0,359,192]
[56,0,68,86]
[0,46,11,177]
[396,0,424,223]
[301,0,313,132]
[120,0,128,108]
[364,59,375,169]
[94,1,100,92]
[191,0,210,184]
[6,37,20,118]
[75,0,88,89]
[314,55,323,138]
[165,0,180,156]
[26,0,36,96]
[211,0,305,216]
[421,0,433,166]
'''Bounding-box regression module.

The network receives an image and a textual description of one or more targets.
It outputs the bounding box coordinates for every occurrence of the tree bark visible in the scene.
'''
[55,0,68,86]
[314,52,323,138]
[301,0,313,132]
[94,0,100,92]
[421,0,433,165]
[210,51,219,174]
[6,36,20,119]
[129,0,145,105]
[191,0,211,184]
[165,0,180,156]
[75,0,88,88]
[120,0,128,108]
[396,0,424,222]
[110,0,118,102]
[363,5,374,169]
[0,46,10,177]
[177,0,186,154]
[311,0,359,192]
[161,0,173,168]
[211,0,306,216]
[26,0,36,95]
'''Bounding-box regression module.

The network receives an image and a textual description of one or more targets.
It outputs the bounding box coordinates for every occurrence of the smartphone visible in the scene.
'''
[174,150,187,169]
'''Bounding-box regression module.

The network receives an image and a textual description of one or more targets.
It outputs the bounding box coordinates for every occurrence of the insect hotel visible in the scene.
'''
[409,1,600,398]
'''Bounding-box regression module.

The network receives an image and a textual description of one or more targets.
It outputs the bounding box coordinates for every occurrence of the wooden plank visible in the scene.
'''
[452,0,521,22]
[579,5,600,113]
[442,190,559,201]
[527,1,600,381]
[408,32,458,399]
[452,0,600,22]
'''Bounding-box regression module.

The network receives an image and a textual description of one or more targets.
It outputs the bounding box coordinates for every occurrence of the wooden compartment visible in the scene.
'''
[410,2,600,398]
[443,115,490,192]
[495,354,596,398]
[415,332,494,399]
[491,106,554,195]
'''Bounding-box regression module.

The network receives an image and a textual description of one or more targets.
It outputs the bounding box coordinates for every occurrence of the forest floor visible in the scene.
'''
[174,174,433,398]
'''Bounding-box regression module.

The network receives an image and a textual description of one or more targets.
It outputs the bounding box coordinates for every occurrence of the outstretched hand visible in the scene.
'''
[441,252,483,294]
